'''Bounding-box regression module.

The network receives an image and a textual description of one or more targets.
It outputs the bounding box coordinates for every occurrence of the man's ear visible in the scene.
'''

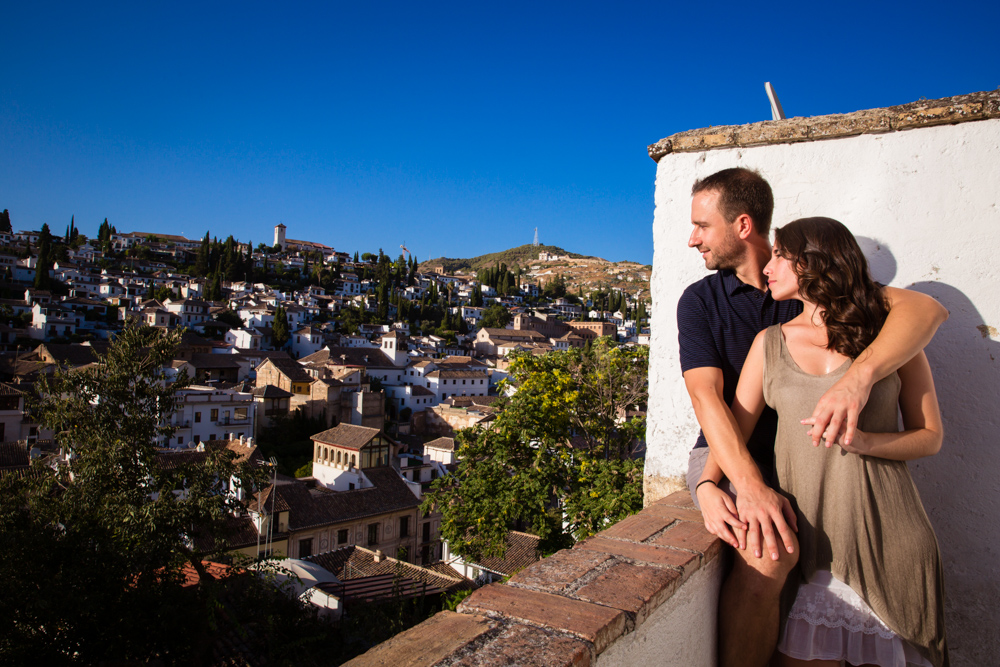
[733,214,755,240]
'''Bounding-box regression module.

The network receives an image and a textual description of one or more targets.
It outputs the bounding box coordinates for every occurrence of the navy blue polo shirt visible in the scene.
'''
[677,269,802,482]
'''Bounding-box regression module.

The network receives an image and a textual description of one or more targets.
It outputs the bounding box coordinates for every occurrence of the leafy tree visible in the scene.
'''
[272,304,290,348]
[422,339,647,561]
[0,325,339,663]
[480,302,511,329]
[215,309,244,329]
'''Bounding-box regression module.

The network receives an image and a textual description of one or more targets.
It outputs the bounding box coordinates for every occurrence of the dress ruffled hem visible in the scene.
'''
[777,571,933,667]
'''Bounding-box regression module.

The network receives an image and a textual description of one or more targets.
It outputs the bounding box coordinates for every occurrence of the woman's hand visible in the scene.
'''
[697,482,748,549]
[802,416,869,454]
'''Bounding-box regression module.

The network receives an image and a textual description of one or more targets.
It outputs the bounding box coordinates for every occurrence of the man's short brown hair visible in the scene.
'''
[691,168,774,236]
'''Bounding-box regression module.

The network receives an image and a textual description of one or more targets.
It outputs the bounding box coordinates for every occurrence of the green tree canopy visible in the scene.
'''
[422,339,647,562]
[480,302,511,329]
[0,325,342,663]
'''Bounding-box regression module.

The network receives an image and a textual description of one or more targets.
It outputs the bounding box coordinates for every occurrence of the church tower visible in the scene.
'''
[274,223,287,251]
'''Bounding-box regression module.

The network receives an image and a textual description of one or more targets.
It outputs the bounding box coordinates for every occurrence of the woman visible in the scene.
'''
[729,217,948,667]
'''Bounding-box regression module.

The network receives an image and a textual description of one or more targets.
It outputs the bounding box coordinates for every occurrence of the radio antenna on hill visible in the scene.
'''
[533,228,539,246]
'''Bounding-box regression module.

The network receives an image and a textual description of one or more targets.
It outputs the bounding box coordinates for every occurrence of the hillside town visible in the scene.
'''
[0,217,651,641]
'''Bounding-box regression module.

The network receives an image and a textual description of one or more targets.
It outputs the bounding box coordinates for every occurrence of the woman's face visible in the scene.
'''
[763,245,800,301]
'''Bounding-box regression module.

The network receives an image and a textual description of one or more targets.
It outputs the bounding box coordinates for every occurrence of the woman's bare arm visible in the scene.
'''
[834,350,944,460]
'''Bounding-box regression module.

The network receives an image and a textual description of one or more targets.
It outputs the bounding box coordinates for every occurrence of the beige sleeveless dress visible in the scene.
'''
[763,325,948,667]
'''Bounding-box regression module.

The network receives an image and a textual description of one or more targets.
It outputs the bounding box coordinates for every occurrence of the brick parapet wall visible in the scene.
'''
[343,490,720,667]
[647,89,1000,162]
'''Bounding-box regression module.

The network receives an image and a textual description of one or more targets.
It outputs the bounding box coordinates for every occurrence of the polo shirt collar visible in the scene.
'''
[720,270,753,296]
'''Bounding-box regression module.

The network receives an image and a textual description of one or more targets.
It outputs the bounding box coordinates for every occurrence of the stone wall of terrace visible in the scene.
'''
[343,490,722,667]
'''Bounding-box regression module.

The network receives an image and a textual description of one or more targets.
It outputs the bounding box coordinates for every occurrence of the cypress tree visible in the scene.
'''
[195,233,210,277]
[34,224,53,289]
[0,209,11,233]
[272,304,290,348]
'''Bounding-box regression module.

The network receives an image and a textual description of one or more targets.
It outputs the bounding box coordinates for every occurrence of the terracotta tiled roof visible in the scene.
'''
[306,545,469,594]
[155,439,262,470]
[433,356,488,369]
[184,353,241,369]
[311,423,381,450]
[318,346,396,369]
[278,468,420,530]
[35,342,109,367]
[473,531,542,577]
[424,437,455,452]
[0,382,25,397]
[259,357,313,384]
[0,441,29,469]
[251,385,294,399]
[425,369,487,379]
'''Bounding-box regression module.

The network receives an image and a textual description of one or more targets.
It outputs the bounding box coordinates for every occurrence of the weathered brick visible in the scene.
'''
[574,562,682,626]
[342,611,494,667]
[650,519,722,562]
[448,623,591,667]
[598,512,672,542]
[509,548,613,594]
[650,489,697,510]
[575,536,699,575]
[459,584,626,654]
[641,502,704,525]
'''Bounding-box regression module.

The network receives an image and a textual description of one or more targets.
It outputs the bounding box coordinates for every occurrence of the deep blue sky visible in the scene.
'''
[2,2,997,265]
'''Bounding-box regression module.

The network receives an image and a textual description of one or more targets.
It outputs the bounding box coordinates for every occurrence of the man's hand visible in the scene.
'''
[802,365,874,448]
[735,482,798,560]
[697,482,747,549]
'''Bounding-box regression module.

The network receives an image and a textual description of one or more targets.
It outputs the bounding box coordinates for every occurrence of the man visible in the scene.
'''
[678,167,948,667]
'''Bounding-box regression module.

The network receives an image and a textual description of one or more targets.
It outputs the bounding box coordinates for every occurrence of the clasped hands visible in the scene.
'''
[699,371,871,557]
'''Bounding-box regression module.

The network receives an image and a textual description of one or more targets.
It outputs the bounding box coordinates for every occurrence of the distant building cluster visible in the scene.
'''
[0,220,651,603]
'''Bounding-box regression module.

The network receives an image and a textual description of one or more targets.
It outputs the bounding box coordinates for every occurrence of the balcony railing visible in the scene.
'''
[217,416,251,426]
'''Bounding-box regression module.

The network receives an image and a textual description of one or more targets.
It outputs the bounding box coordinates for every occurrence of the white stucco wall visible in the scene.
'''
[645,117,1000,666]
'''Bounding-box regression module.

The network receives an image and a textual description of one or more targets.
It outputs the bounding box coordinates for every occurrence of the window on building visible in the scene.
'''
[421,545,430,564]
[235,407,248,421]
[299,538,313,558]
[422,522,431,543]
[337,529,349,545]
[399,516,409,538]
[367,523,379,546]
[210,408,218,421]
[194,412,201,423]
[177,437,183,445]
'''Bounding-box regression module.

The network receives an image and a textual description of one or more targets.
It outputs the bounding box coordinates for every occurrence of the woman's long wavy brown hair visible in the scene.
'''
[774,217,889,359]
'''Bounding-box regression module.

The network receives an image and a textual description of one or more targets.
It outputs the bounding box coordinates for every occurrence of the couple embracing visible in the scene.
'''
[679,168,949,667]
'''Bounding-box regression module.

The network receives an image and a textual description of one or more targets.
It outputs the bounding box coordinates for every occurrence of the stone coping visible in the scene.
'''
[343,490,720,667]
[648,89,1000,162]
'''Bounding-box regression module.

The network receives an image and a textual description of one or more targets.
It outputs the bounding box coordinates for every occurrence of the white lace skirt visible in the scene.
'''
[777,570,933,667]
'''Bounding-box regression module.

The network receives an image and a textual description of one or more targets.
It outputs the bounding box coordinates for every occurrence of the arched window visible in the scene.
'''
[351,454,357,468]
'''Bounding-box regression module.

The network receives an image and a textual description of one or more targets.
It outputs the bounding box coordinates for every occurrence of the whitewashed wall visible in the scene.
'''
[645,118,1000,666]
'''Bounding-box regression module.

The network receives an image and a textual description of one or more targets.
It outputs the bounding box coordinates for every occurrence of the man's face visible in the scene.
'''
[689,190,744,270]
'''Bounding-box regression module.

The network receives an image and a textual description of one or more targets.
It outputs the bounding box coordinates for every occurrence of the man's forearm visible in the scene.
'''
[852,287,948,382]
[689,386,765,491]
